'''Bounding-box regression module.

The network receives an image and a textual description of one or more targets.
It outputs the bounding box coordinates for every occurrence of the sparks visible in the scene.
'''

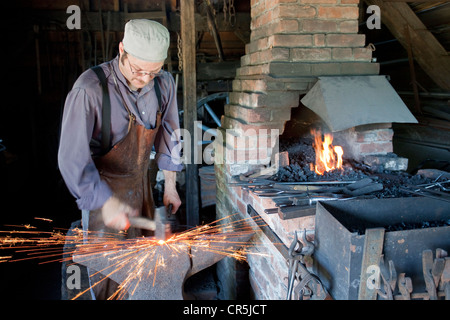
[0,213,270,300]
[34,217,53,222]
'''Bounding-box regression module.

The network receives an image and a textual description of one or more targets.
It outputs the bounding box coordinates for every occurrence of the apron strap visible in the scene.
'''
[153,78,162,113]
[91,65,111,155]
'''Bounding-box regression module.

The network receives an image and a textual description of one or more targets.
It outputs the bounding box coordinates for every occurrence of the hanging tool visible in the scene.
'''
[441,258,450,300]
[398,273,413,300]
[286,231,304,300]
[286,230,329,300]
[376,256,397,300]
[423,249,438,300]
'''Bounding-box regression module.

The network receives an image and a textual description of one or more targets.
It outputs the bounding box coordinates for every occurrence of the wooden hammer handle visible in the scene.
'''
[128,217,156,231]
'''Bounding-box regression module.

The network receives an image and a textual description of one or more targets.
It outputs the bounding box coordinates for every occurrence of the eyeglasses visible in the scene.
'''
[127,58,164,77]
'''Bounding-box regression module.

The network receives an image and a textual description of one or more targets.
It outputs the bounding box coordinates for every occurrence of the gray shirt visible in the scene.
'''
[58,56,183,211]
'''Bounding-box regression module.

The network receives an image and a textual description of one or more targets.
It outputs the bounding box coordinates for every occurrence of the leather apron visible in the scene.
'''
[86,65,162,299]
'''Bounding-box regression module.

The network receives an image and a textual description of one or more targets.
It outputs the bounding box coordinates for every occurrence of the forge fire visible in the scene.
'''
[271,133,443,200]
[311,129,344,176]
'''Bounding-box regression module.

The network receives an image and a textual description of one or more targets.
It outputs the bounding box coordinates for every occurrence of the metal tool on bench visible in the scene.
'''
[254,178,383,198]
[263,179,382,219]
[253,186,343,199]
[253,187,307,198]
[264,194,351,214]
[228,171,358,188]
[128,204,176,240]
[301,177,383,196]
[400,184,450,203]
[264,181,380,213]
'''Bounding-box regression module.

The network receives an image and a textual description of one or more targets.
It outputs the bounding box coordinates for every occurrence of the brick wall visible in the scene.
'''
[214,0,387,300]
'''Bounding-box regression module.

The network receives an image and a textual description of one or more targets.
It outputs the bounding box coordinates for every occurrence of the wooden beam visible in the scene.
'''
[405,25,421,114]
[30,11,250,33]
[364,0,450,90]
[180,0,199,227]
[205,0,225,61]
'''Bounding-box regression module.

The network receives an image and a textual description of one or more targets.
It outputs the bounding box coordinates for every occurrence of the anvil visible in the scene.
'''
[73,228,254,300]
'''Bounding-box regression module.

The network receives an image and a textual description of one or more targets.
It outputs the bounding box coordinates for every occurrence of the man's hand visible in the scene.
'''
[101,196,138,230]
[163,170,181,214]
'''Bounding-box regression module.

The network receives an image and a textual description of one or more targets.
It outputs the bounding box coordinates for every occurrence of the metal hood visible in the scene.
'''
[300,75,418,132]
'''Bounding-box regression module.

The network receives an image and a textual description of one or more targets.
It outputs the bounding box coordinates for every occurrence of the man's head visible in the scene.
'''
[118,19,170,90]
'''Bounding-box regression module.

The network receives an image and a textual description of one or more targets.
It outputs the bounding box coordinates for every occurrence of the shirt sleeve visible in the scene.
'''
[57,87,113,211]
[154,74,184,172]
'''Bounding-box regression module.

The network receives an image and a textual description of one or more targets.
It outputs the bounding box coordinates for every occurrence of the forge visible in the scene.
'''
[219,86,449,299]
[214,0,449,300]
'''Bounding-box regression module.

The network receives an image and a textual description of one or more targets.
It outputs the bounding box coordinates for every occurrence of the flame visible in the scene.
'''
[311,129,344,175]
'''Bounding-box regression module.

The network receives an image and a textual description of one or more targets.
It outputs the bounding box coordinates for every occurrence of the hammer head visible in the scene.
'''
[154,205,176,241]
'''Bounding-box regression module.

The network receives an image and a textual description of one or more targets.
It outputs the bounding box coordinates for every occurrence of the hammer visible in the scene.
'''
[128,204,176,241]
[154,204,175,241]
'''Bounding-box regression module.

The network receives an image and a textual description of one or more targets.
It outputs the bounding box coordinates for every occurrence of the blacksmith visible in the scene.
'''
[58,19,183,299]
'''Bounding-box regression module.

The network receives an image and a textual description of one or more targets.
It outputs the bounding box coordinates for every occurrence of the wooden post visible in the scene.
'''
[358,228,385,300]
[180,0,199,227]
